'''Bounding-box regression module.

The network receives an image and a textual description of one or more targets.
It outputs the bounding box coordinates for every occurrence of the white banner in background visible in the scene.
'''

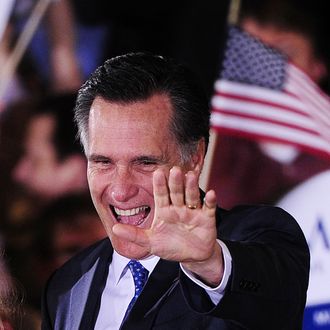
[0,0,15,42]
[277,170,330,329]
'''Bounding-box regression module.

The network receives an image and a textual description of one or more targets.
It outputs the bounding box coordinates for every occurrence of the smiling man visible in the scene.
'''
[41,53,309,330]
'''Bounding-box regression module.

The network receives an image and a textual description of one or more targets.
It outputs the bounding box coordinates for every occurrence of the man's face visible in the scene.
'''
[86,94,199,259]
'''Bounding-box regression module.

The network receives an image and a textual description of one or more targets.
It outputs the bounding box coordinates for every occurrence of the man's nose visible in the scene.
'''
[110,166,139,202]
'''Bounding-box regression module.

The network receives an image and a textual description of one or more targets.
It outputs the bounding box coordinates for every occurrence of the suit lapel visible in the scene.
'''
[121,259,180,330]
[54,251,110,330]
[52,239,112,330]
[78,242,113,329]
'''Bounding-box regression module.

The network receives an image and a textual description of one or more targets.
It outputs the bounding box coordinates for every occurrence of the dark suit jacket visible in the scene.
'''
[41,205,309,329]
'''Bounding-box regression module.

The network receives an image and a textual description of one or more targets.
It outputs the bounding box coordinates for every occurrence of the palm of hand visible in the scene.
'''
[149,201,217,263]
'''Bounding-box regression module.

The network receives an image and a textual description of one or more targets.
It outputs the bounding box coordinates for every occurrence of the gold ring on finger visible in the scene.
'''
[187,204,198,209]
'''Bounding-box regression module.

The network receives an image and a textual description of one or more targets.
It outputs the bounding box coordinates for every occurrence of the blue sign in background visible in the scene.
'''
[277,171,330,330]
[304,303,330,329]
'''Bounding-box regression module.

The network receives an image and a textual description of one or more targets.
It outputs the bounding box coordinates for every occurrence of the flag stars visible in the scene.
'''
[221,26,286,90]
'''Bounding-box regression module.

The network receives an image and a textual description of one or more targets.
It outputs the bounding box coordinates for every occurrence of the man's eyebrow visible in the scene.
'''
[132,155,166,164]
[88,154,111,162]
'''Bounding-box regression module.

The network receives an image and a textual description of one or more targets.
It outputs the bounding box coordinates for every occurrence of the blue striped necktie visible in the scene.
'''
[125,260,149,317]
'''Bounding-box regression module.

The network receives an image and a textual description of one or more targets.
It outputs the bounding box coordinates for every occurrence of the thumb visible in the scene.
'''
[112,223,150,247]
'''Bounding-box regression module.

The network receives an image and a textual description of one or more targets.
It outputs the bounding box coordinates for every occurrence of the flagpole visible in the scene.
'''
[199,127,218,191]
[0,0,15,42]
[0,0,52,101]
[227,0,241,25]
[199,0,241,191]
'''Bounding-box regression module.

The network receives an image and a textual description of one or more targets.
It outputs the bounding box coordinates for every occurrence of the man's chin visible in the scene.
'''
[114,240,150,260]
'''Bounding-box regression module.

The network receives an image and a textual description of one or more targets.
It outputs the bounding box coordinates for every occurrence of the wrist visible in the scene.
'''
[182,242,224,287]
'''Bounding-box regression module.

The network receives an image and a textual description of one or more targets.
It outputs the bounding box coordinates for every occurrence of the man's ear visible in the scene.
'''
[190,139,205,174]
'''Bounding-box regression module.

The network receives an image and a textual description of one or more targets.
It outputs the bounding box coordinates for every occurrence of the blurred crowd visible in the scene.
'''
[0,0,329,328]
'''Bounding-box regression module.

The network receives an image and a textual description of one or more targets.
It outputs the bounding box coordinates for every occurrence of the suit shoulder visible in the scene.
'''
[219,204,295,222]
[217,204,306,242]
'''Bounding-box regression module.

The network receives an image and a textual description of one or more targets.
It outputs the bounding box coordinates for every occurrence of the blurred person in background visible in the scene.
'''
[12,92,87,201]
[13,193,106,311]
[0,0,93,115]
[0,23,27,110]
[0,92,89,317]
[4,91,88,246]
[240,1,328,86]
[207,0,330,209]
[10,0,112,93]
[37,194,106,270]
[0,247,42,330]
[0,251,21,330]
[1,92,87,231]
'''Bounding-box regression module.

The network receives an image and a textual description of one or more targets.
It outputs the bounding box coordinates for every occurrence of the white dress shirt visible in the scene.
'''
[95,240,232,329]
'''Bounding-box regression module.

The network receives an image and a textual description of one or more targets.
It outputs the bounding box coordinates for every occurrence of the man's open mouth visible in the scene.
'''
[110,205,151,226]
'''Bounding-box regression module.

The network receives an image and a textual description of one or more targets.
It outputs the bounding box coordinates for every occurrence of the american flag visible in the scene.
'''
[210,26,330,159]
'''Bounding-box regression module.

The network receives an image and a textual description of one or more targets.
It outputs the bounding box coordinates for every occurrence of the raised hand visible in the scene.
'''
[113,166,223,286]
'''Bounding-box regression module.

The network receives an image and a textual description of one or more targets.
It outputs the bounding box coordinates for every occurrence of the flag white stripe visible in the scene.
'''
[286,65,330,125]
[211,112,330,154]
[285,65,330,144]
[211,95,316,131]
[286,80,330,127]
[215,80,305,111]
[288,65,330,110]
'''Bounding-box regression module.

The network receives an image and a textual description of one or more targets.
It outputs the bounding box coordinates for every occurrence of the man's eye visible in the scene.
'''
[93,158,112,166]
[135,159,159,171]
[141,160,157,166]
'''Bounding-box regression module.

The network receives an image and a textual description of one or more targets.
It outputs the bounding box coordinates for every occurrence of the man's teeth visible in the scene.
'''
[114,206,148,216]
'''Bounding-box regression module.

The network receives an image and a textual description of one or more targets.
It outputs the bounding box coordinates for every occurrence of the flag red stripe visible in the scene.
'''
[211,111,329,149]
[212,107,318,135]
[285,64,330,128]
[212,126,330,161]
[214,90,310,118]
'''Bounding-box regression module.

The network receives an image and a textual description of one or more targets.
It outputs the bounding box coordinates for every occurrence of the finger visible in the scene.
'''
[203,189,217,216]
[185,170,201,209]
[153,168,170,208]
[112,223,150,246]
[168,166,184,206]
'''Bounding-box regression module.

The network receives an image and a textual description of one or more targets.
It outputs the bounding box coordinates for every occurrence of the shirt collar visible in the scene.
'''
[112,251,160,284]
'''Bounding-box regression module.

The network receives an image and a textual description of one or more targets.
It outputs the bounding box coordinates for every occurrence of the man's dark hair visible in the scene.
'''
[74,52,210,162]
[35,93,83,161]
